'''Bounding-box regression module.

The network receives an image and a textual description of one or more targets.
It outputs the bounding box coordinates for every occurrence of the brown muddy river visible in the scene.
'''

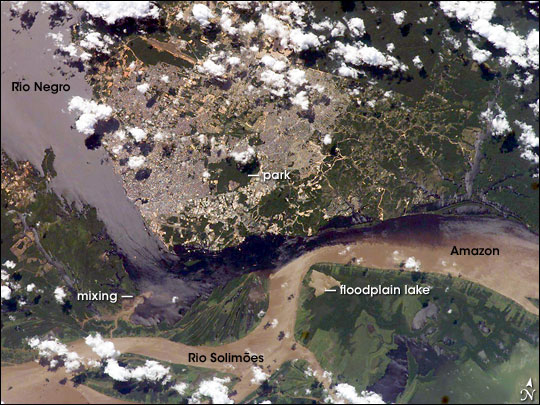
[2,216,538,403]
[1,3,538,404]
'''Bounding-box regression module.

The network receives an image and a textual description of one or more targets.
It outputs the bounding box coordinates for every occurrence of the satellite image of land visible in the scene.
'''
[1,1,539,404]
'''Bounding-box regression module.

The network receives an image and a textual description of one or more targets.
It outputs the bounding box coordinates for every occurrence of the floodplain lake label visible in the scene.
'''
[328,284,431,296]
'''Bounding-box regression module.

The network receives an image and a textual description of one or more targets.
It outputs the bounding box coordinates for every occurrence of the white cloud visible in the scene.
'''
[131,360,172,384]
[467,39,491,64]
[73,1,159,24]
[337,63,360,78]
[68,96,113,135]
[65,39,89,57]
[526,30,539,70]
[443,31,462,50]
[331,41,407,72]
[28,336,68,357]
[251,366,269,384]
[393,10,407,25]
[335,383,385,404]
[514,121,539,164]
[161,75,170,83]
[104,359,133,381]
[291,91,309,110]
[242,21,257,34]
[480,106,511,137]
[289,29,321,52]
[3,260,16,269]
[1,285,11,300]
[440,2,538,69]
[128,155,146,169]
[231,1,256,11]
[173,382,188,396]
[304,366,316,377]
[228,56,241,66]
[386,43,395,53]
[260,13,288,40]
[65,351,83,373]
[530,100,539,117]
[323,134,333,145]
[347,17,365,37]
[11,1,28,12]
[79,31,113,54]
[137,83,150,94]
[231,147,256,165]
[287,68,307,87]
[220,7,237,35]
[189,377,233,404]
[439,1,496,23]
[260,69,287,93]
[54,286,67,304]
[26,283,36,292]
[104,359,171,384]
[198,59,226,77]
[27,336,82,373]
[404,257,421,272]
[85,333,120,359]
[330,21,347,38]
[128,127,147,142]
[412,55,424,69]
[48,31,84,60]
[192,3,214,27]
[286,2,307,20]
[312,18,334,32]
[261,55,287,72]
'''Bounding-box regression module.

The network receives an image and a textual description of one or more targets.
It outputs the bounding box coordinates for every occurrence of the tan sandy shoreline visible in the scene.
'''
[2,220,538,403]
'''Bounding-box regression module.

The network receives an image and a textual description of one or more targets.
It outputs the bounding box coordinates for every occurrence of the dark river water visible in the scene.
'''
[2,3,538,326]
[1,2,166,268]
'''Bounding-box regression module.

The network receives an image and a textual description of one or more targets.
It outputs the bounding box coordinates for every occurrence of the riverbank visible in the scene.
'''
[3,219,537,402]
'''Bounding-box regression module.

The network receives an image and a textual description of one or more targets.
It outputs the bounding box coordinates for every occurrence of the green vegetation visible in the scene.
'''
[2,150,269,361]
[86,272,269,345]
[152,2,538,251]
[81,353,236,404]
[244,360,327,404]
[295,263,539,403]
[409,339,539,404]
[1,150,136,364]
[126,37,193,69]
[163,273,268,345]
[40,147,57,179]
